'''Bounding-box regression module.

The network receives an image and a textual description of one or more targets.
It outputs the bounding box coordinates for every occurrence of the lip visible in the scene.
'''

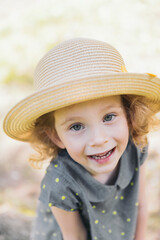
[87,147,116,164]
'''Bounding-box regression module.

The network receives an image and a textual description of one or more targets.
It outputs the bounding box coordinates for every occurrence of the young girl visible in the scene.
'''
[3,38,160,240]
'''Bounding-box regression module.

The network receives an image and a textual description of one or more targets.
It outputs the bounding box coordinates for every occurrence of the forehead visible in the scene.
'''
[54,95,123,119]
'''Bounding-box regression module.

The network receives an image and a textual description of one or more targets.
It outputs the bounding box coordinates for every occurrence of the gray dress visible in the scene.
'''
[30,140,148,240]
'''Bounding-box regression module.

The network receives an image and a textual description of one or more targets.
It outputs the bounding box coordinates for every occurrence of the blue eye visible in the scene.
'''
[70,123,84,131]
[103,114,116,122]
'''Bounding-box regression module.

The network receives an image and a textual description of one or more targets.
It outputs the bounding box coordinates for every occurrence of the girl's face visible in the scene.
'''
[51,96,129,181]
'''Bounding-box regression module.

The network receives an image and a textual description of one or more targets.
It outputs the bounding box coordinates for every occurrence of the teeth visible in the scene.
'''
[91,150,113,160]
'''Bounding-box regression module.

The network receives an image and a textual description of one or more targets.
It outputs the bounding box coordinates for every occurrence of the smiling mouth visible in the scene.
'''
[88,147,116,162]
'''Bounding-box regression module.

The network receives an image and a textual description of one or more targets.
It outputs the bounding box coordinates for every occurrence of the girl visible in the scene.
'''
[3,38,160,240]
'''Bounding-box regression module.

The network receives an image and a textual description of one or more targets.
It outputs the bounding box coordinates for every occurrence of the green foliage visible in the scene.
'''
[4,68,32,85]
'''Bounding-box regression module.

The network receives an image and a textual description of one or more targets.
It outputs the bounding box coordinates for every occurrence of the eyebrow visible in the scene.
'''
[99,104,123,113]
[60,104,123,126]
[60,116,84,126]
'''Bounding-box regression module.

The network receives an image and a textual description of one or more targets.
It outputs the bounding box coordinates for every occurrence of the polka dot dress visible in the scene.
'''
[30,140,148,240]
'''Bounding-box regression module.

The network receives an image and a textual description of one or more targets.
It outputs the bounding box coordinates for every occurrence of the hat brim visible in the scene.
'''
[3,72,160,141]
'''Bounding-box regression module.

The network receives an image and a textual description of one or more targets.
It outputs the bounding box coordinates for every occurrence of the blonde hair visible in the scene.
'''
[29,95,160,169]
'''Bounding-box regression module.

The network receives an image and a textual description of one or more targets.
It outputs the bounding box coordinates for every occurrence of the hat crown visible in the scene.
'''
[34,38,125,90]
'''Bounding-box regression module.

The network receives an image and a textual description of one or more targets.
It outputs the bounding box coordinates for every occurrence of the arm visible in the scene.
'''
[134,164,148,240]
[51,206,87,240]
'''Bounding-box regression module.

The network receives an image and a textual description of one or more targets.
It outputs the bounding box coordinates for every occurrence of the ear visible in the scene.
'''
[45,129,65,149]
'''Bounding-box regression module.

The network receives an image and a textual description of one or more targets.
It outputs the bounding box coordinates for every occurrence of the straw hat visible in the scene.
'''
[3,38,160,141]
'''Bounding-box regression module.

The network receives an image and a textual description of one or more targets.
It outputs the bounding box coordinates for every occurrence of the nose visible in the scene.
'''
[88,126,108,147]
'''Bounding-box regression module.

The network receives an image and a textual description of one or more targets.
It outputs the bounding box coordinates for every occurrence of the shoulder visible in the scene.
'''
[117,140,148,188]
[39,151,83,210]
[40,155,80,195]
[41,150,78,182]
[127,139,148,166]
[134,142,148,166]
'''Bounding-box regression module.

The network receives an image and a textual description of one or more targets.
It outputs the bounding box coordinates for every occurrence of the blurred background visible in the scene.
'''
[0,0,160,239]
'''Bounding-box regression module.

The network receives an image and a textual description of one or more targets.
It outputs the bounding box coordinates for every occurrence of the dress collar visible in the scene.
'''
[116,140,137,189]
[57,140,137,203]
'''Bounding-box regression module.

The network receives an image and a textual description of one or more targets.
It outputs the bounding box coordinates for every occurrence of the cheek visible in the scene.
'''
[114,120,129,144]
[65,142,85,162]
[61,134,86,154]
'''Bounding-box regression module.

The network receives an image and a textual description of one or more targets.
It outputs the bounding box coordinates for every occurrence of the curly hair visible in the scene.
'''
[28,95,160,169]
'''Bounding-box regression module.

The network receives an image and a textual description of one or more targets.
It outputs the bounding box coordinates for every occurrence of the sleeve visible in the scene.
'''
[39,170,81,212]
